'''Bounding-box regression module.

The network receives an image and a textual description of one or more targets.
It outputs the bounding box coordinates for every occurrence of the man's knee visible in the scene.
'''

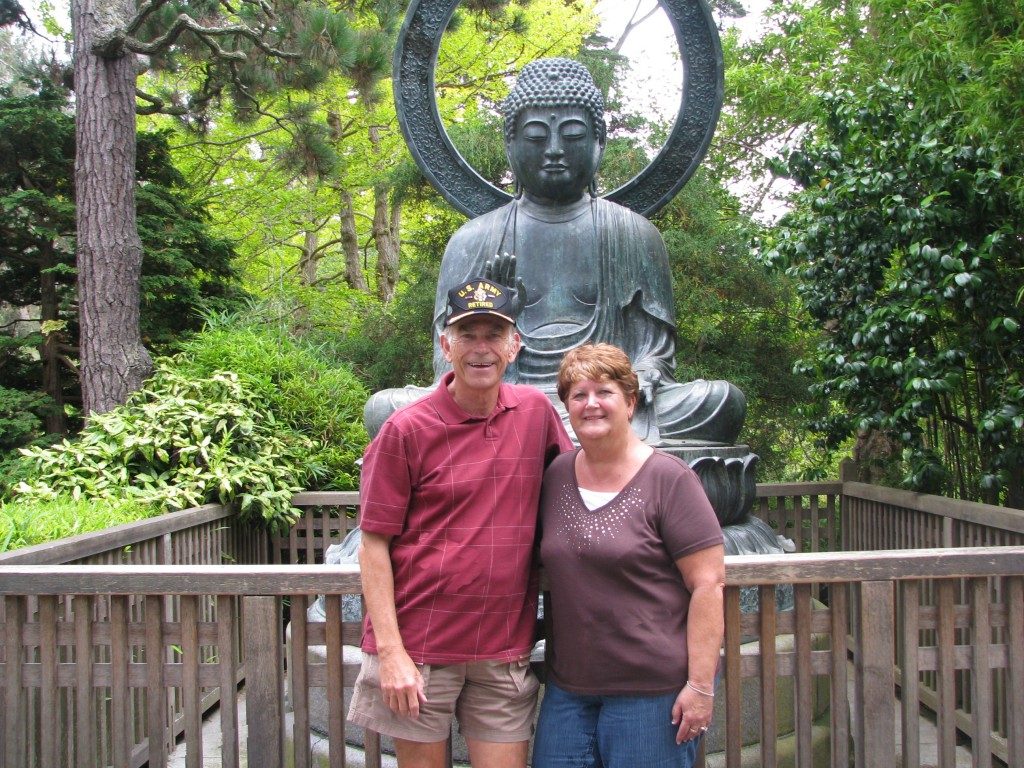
[465,737,529,768]
[393,736,450,768]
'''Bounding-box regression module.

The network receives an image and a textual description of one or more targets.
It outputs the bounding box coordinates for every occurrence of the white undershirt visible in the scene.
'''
[578,487,618,511]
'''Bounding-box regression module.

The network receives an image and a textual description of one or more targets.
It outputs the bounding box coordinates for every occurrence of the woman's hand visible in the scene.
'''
[671,683,714,744]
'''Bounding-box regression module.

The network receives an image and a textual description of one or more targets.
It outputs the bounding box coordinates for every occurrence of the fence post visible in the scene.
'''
[244,596,285,766]
[853,581,896,768]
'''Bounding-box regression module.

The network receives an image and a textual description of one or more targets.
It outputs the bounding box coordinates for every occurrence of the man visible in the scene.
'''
[348,277,572,768]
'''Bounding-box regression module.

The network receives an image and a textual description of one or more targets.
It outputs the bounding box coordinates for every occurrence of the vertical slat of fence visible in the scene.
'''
[899,580,920,768]
[855,581,896,768]
[1007,576,1024,761]
[723,586,742,768]
[181,595,202,768]
[0,602,4,765]
[145,595,167,768]
[3,596,24,768]
[38,596,57,766]
[290,594,311,768]
[827,492,839,552]
[808,495,821,553]
[305,511,317,564]
[111,595,130,768]
[830,582,849,768]
[936,580,956,768]
[326,594,346,768]
[244,595,285,766]
[365,729,383,768]
[218,595,240,768]
[970,578,992,768]
[759,584,777,767]
[793,584,813,768]
[289,516,301,565]
[789,496,801,550]
[74,595,95,768]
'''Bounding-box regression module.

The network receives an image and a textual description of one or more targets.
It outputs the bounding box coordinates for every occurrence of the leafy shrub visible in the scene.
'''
[173,312,369,490]
[6,311,370,546]
[14,366,315,530]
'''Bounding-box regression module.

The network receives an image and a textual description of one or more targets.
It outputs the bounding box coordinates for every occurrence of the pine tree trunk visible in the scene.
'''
[340,189,367,291]
[38,241,66,435]
[372,184,399,302]
[368,125,399,302]
[72,0,152,418]
[299,228,319,286]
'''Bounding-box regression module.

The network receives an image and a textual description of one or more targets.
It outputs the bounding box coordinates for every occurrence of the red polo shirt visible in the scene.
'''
[359,372,571,663]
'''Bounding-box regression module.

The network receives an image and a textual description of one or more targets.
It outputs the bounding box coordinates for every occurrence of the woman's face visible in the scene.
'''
[564,376,636,441]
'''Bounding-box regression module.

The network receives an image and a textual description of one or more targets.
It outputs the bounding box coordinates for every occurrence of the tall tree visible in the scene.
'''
[736,0,1024,503]
[163,0,595,329]
[69,0,396,415]
[0,80,243,442]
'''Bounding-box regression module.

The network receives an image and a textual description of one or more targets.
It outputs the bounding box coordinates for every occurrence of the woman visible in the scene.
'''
[533,343,725,768]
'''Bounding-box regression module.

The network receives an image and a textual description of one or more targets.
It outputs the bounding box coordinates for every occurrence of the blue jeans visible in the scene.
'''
[532,682,702,768]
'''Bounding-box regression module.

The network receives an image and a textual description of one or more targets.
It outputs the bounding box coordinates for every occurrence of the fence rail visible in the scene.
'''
[2,482,1023,767]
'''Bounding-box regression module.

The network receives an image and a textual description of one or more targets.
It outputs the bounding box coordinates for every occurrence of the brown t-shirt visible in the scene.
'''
[539,449,722,695]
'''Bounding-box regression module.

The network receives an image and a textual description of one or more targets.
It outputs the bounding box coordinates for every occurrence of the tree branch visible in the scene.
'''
[125,0,171,36]
[122,14,301,61]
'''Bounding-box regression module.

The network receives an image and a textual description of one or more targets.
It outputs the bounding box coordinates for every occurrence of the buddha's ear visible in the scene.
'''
[592,133,606,167]
[595,117,608,156]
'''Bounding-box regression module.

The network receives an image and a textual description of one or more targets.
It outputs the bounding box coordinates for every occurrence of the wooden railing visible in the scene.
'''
[1,483,1022,768]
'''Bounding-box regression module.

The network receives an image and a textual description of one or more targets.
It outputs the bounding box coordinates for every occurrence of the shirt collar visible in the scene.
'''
[430,371,521,424]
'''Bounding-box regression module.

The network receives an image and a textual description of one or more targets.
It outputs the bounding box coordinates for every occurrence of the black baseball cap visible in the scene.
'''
[445,278,515,326]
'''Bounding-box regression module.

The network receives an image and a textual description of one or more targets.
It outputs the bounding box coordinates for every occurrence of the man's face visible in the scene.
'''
[440,316,520,393]
[506,106,604,204]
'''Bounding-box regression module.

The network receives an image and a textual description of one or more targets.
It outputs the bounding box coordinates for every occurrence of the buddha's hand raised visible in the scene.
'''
[484,252,528,319]
[637,368,662,406]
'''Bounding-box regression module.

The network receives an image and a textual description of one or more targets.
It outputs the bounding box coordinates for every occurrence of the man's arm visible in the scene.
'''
[358,530,427,718]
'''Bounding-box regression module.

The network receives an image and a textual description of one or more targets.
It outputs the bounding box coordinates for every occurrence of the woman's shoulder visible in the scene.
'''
[648,448,693,471]
[546,447,578,474]
[645,450,705,486]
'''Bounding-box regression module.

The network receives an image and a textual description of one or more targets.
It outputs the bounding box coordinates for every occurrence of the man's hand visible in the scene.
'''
[484,252,527,319]
[358,531,427,718]
[378,646,428,718]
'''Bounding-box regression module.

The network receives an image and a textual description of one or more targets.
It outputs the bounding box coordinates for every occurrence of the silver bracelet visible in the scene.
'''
[686,680,715,698]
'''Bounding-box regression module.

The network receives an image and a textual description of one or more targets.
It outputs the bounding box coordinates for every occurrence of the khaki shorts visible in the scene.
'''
[347,652,540,743]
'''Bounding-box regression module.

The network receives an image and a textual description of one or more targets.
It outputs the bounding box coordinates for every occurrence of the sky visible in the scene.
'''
[596,0,771,123]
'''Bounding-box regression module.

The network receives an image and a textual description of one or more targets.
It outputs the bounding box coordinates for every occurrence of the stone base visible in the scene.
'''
[703,721,834,768]
[703,622,832,753]
[659,443,759,526]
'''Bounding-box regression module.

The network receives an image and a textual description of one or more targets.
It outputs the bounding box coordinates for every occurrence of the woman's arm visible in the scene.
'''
[670,543,725,743]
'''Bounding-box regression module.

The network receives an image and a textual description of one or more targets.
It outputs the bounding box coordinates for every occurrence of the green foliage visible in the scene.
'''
[14,365,314,528]
[0,83,246,447]
[3,311,370,546]
[658,171,814,481]
[0,385,49,450]
[135,131,248,348]
[0,497,151,553]
[172,309,369,491]
[332,217,453,391]
[764,82,1024,504]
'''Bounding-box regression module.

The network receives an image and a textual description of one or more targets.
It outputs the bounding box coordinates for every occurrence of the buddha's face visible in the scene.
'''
[506,106,604,204]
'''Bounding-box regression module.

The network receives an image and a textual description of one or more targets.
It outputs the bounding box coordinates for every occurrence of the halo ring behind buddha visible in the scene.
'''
[393,0,724,220]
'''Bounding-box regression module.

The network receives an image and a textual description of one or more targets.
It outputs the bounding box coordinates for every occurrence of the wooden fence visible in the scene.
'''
[1,483,1022,767]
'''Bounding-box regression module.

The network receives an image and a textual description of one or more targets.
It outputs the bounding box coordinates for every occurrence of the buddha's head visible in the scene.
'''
[502,58,607,204]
